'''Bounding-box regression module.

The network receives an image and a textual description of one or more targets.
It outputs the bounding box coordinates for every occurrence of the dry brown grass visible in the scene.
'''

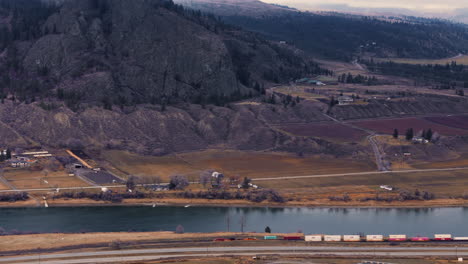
[0,231,296,252]
[257,169,468,197]
[412,155,468,170]
[101,150,199,181]
[101,150,376,181]
[3,169,90,189]
[376,55,468,65]
[178,150,376,179]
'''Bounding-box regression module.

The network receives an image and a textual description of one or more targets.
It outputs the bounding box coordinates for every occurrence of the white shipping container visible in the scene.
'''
[434,234,452,239]
[366,235,384,242]
[454,237,468,241]
[324,235,342,242]
[343,235,361,242]
[305,235,322,242]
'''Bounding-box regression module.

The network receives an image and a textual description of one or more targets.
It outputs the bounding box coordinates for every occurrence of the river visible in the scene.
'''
[0,206,467,236]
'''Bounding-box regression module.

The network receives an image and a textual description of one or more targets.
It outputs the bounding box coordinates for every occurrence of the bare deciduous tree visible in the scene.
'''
[169,175,189,190]
[199,170,212,188]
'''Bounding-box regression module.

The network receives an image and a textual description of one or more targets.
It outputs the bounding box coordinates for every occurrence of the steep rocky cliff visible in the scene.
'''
[0,0,319,108]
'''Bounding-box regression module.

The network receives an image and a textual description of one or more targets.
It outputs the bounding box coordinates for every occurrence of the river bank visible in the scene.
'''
[1,197,468,209]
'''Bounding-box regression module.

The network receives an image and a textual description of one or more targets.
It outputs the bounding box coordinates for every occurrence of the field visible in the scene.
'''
[274,123,367,141]
[351,117,468,136]
[376,54,468,65]
[3,169,89,189]
[102,150,376,181]
[424,115,468,130]
[0,182,9,190]
[257,169,468,197]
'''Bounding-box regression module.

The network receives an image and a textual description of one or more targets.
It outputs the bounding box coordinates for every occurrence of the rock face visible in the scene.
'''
[24,0,239,103]
[0,100,358,156]
[9,0,313,107]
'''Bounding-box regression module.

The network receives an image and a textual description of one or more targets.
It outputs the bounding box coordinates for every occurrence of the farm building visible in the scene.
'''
[295,78,326,86]
[9,157,37,168]
[338,95,354,105]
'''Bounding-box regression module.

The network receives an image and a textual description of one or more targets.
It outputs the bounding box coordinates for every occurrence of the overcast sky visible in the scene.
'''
[262,0,468,12]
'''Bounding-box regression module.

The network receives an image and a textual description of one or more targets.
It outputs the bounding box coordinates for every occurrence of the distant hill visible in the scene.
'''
[176,0,468,60]
[174,0,295,17]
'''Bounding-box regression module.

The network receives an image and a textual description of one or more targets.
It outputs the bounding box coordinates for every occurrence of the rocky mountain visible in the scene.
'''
[0,0,323,109]
[0,0,343,155]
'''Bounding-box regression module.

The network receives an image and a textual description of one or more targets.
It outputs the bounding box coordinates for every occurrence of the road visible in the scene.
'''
[2,246,468,264]
[0,167,468,193]
[323,113,389,171]
[252,166,468,181]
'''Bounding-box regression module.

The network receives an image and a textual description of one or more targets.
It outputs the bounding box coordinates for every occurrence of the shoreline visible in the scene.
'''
[1,197,468,209]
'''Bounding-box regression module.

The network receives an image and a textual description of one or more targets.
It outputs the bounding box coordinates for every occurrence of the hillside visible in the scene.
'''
[176,0,468,60]
[0,0,324,109]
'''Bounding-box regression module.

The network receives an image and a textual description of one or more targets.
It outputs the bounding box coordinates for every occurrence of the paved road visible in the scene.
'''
[2,246,468,264]
[0,167,467,193]
[252,166,468,181]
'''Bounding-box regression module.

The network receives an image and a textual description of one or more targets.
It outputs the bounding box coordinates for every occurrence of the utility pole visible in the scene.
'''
[226,212,230,232]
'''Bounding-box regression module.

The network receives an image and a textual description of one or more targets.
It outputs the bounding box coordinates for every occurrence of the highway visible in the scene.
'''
[2,246,468,264]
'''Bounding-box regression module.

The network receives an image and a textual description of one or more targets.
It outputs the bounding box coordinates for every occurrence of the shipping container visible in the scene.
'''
[343,235,361,242]
[305,235,322,242]
[283,236,303,240]
[389,234,407,241]
[453,237,468,241]
[324,235,342,242]
[434,234,452,241]
[366,235,384,242]
[264,235,278,240]
[411,237,430,242]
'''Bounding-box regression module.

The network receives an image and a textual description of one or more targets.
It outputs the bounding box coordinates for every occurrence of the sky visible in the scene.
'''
[261,0,468,12]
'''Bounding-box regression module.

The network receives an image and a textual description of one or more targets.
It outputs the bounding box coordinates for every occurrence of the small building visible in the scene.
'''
[338,95,354,105]
[412,137,429,144]
[10,158,36,168]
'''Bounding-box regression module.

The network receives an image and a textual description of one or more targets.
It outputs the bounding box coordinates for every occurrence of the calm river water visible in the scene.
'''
[0,206,467,235]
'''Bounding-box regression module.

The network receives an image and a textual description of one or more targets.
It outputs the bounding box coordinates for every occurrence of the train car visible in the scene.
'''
[389,235,407,242]
[264,235,278,240]
[283,236,303,241]
[411,236,430,242]
[434,234,452,241]
[324,235,342,242]
[343,235,361,242]
[453,237,468,241]
[305,235,322,242]
[366,235,384,242]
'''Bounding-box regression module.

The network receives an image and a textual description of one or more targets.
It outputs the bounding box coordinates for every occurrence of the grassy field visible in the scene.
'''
[101,150,376,181]
[257,169,468,197]
[376,54,468,65]
[0,182,9,190]
[3,169,89,189]
[411,155,468,170]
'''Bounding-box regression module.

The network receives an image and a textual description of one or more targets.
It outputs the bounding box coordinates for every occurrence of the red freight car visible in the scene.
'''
[411,237,430,242]
[283,236,302,240]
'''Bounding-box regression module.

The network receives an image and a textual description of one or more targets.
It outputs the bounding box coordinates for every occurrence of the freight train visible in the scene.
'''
[297,234,468,242]
[214,234,468,242]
